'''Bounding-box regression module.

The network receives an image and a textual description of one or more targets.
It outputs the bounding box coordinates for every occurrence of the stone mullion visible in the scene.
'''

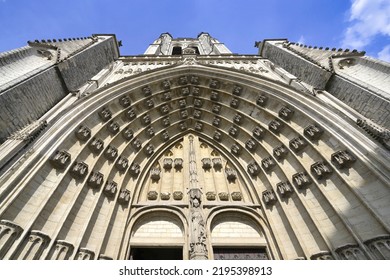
[17,230,50,260]
[0,220,23,259]
[50,240,74,260]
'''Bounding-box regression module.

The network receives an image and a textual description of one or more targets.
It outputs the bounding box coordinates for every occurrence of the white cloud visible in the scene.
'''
[341,0,390,50]
[378,45,390,62]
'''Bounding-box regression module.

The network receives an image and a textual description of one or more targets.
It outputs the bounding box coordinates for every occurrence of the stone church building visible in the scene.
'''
[0,33,389,260]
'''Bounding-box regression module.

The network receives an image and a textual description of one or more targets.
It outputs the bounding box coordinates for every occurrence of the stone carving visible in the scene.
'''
[163,158,173,169]
[206,192,216,200]
[0,220,23,259]
[212,104,221,114]
[289,136,307,153]
[98,107,112,122]
[76,248,95,260]
[132,138,142,150]
[180,109,189,119]
[142,85,152,96]
[160,105,170,116]
[129,163,140,177]
[87,171,103,189]
[336,244,366,260]
[162,91,172,101]
[125,107,137,121]
[365,236,390,259]
[247,161,261,176]
[230,98,240,109]
[218,192,229,201]
[245,138,257,152]
[161,130,170,141]
[147,191,158,200]
[209,79,220,89]
[311,161,333,179]
[273,145,288,160]
[356,118,390,149]
[50,150,71,169]
[213,130,222,142]
[233,114,243,124]
[292,172,311,188]
[116,157,128,171]
[232,85,243,96]
[310,252,334,260]
[252,126,265,140]
[231,143,242,156]
[107,121,120,135]
[277,181,294,197]
[75,125,91,141]
[119,95,131,107]
[194,98,203,108]
[144,144,154,156]
[19,230,50,260]
[104,181,117,198]
[173,191,183,200]
[192,86,201,96]
[150,167,161,180]
[231,192,242,201]
[262,157,276,172]
[202,158,212,169]
[162,117,170,126]
[8,120,47,142]
[212,117,221,127]
[122,127,134,141]
[279,106,294,121]
[191,76,200,85]
[256,95,268,107]
[304,124,324,141]
[161,192,171,200]
[99,255,113,260]
[70,161,88,179]
[145,127,155,138]
[331,150,356,169]
[142,114,151,126]
[118,189,130,205]
[51,240,74,260]
[179,121,187,131]
[190,107,201,118]
[104,145,118,160]
[89,138,104,154]
[178,98,187,108]
[225,168,237,181]
[229,126,239,138]
[269,119,283,133]
[262,190,277,205]
[144,99,154,109]
[161,80,171,90]
[181,87,190,96]
[178,75,188,85]
[194,122,202,131]
[210,91,219,101]
[174,158,183,170]
[212,158,222,169]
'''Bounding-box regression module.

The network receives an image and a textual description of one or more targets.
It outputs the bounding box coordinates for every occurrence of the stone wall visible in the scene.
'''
[326,75,390,128]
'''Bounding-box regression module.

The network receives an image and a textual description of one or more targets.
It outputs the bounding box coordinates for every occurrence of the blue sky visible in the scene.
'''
[0,0,389,61]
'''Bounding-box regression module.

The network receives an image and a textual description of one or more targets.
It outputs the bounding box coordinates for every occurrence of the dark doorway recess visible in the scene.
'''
[130,247,183,260]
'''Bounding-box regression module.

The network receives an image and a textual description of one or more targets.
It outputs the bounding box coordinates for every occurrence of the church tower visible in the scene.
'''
[0,33,389,260]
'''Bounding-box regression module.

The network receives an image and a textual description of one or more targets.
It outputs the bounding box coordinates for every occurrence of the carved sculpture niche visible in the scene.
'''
[104,181,117,198]
[193,110,202,119]
[233,114,243,125]
[132,138,142,150]
[89,138,104,154]
[178,98,187,108]
[87,171,103,189]
[269,119,283,134]
[50,150,71,170]
[178,75,188,85]
[145,127,155,138]
[119,95,131,108]
[75,125,91,141]
[256,95,268,107]
[118,190,130,205]
[162,91,171,101]
[122,127,134,141]
[277,181,293,197]
[247,161,261,176]
[304,124,324,141]
[278,106,294,121]
[262,190,277,206]
[292,172,312,188]
[162,117,170,127]
[190,75,200,85]
[310,161,333,179]
[194,98,203,108]
[70,161,88,179]
[98,107,112,122]
[192,86,201,96]
[144,144,155,156]
[179,121,187,131]
[331,150,356,169]
[161,130,170,141]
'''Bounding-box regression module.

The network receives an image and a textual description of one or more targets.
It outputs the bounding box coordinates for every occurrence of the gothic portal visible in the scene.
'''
[0,33,389,260]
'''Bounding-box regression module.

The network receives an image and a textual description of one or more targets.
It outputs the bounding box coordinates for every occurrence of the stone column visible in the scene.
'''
[0,220,23,259]
[188,135,208,260]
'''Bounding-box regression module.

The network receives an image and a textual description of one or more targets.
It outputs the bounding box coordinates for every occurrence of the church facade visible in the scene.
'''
[0,33,389,260]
